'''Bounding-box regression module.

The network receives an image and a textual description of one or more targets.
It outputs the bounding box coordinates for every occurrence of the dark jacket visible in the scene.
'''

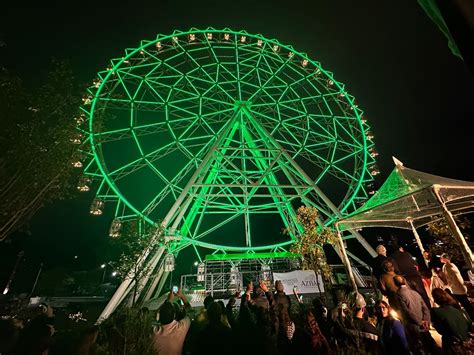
[371,255,400,280]
[391,250,419,277]
[273,291,291,310]
[432,305,471,349]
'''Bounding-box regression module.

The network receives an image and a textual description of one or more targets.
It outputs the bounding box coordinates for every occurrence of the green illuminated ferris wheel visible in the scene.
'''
[76,27,378,257]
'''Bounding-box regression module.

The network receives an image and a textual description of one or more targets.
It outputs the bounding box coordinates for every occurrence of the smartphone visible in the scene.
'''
[172,285,178,294]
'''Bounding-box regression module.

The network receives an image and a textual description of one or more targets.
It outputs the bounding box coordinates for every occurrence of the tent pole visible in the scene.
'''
[335,224,358,292]
[432,186,473,267]
[407,218,428,267]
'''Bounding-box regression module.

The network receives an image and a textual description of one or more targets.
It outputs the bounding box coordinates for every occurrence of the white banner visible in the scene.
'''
[273,270,324,294]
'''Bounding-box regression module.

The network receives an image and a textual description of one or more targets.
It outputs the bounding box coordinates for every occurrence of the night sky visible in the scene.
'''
[1,1,473,292]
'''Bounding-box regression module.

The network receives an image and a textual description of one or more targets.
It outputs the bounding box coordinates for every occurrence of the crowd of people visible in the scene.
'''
[1,243,474,354]
[149,244,474,355]
[369,242,474,354]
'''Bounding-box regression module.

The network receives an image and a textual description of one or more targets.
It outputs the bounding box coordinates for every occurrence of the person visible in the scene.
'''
[371,244,394,283]
[374,299,409,354]
[276,303,295,354]
[347,292,380,354]
[440,253,474,319]
[292,308,330,354]
[311,297,332,341]
[431,287,473,353]
[273,280,291,310]
[153,288,191,355]
[242,280,273,310]
[391,244,431,308]
[430,266,451,306]
[0,318,22,354]
[378,260,400,310]
[394,275,435,354]
[16,303,56,355]
[193,301,233,355]
[423,250,442,273]
[75,325,99,355]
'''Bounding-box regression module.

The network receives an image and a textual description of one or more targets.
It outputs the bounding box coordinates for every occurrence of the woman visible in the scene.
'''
[374,300,409,354]
[431,287,472,353]
[276,303,295,354]
[292,307,330,354]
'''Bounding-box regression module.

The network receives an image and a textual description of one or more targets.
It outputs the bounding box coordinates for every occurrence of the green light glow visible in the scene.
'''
[80,27,377,255]
[205,251,300,261]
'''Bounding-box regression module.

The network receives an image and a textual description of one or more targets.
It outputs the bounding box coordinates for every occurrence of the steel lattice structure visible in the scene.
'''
[74,28,379,318]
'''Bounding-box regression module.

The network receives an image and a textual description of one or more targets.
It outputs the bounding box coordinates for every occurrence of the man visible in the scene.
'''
[241,280,273,309]
[379,260,400,310]
[371,244,389,282]
[394,275,435,354]
[391,244,430,308]
[371,244,400,283]
[440,253,474,319]
[350,292,380,353]
[194,301,233,355]
[153,288,191,355]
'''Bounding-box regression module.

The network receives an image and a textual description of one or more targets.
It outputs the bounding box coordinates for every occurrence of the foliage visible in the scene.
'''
[0,60,84,241]
[289,206,337,281]
[94,307,155,355]
[425,216,471,265]
[110,220,163,305]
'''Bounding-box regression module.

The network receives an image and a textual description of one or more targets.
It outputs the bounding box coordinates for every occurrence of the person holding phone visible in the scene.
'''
[153,288,191,355]
[241,280,273,310]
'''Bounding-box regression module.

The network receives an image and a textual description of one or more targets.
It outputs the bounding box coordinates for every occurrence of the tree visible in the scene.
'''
[0,59,84,241]
[94,307,155,355]
[110,220,163,306]
[425,216,471,266]
[289,206,337,290]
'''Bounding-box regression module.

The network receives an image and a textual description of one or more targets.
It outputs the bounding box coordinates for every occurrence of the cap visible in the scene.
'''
[353,292,366,309]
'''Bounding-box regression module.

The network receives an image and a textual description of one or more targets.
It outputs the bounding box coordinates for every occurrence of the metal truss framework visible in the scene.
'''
[75,28,379,322]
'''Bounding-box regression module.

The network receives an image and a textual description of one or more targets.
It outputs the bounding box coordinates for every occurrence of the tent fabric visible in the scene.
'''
[337,159,474,231]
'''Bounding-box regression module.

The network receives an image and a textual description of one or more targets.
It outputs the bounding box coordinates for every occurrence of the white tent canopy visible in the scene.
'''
[336,157,474,266]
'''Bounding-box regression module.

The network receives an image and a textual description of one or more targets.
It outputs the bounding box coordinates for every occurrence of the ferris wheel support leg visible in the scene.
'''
[335,227,358,292]
[346,250,370,271]
[160,112,239,232]
[155,271,171,297]
[133,246,166,304]
[244,107,377,260]
[96,246,165,323]
[351,230,376,258]
[96,277,135,324]
[143,265,166,302]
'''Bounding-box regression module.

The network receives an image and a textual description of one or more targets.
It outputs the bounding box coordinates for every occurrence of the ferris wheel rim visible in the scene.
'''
[82,27,376,250]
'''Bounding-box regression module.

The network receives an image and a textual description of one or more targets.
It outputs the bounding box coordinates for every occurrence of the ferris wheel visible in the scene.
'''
[75,27,378,260]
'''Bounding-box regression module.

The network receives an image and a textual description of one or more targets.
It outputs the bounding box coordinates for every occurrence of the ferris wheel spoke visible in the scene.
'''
[179,43,237,102]
[142,78,172,104]
[143,164,200,215]
[250,58,291,102]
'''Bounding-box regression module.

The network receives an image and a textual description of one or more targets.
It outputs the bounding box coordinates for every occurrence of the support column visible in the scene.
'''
[335,224,358,292]
[407,218,428,267]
